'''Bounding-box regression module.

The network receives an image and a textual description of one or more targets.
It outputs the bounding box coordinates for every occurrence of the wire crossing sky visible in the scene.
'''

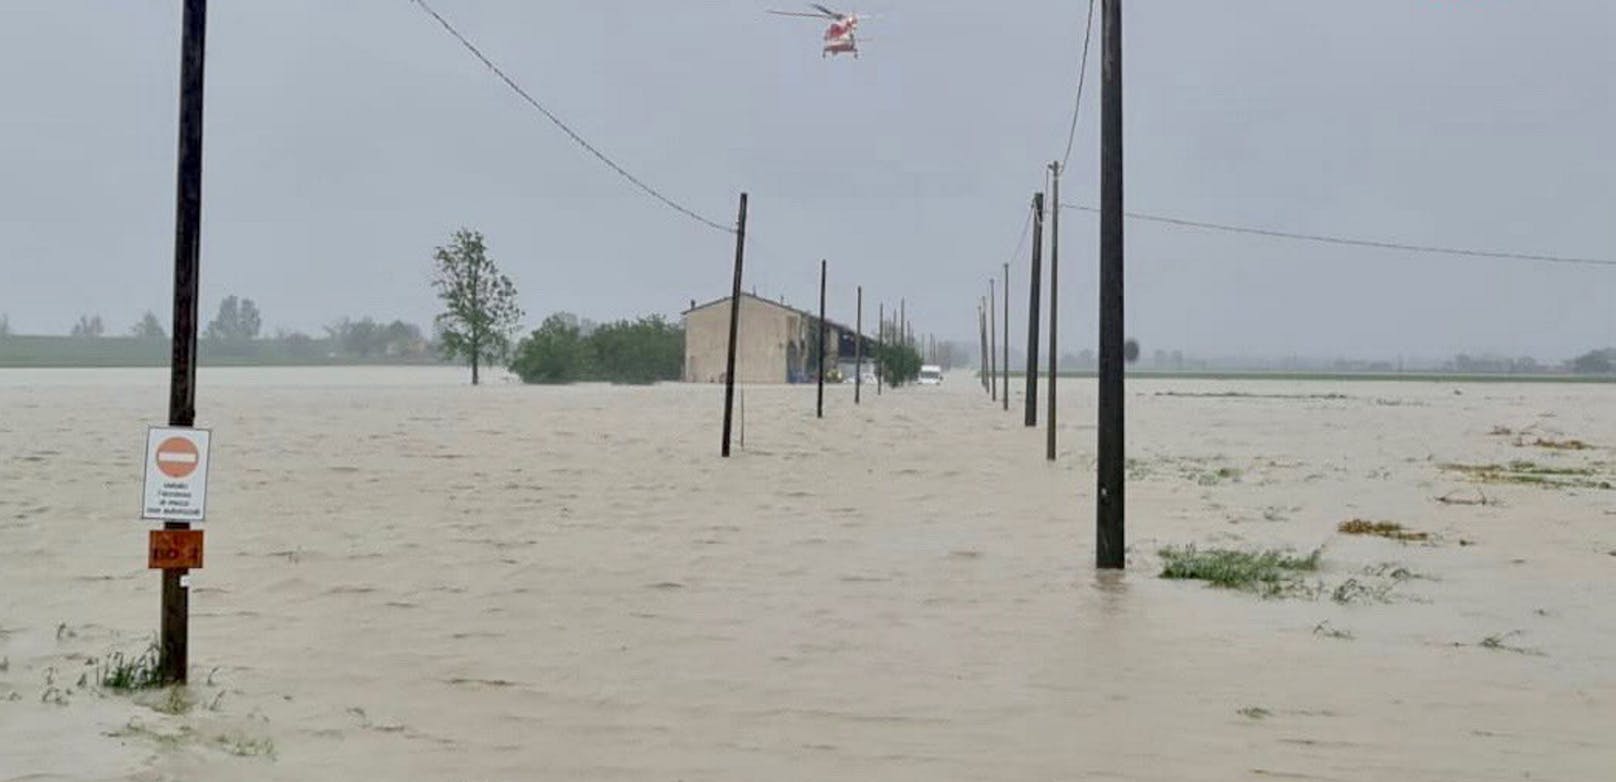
[1059,0,1097,170]
[408,0,736,235]
[1060,205,1616,268]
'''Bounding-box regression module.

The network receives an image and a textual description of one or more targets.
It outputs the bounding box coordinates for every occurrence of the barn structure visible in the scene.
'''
[681,293,868,384]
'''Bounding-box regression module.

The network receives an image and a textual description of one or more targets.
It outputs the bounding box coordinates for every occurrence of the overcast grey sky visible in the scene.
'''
[2,1,1612,360]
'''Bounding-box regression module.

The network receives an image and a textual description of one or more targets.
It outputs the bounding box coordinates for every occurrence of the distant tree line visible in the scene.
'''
[45,296,435,364]
[1570,349,1616,375]
[509,313,684,385]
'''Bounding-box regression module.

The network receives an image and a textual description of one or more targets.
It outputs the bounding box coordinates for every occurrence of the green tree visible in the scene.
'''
[588,316,684,384]
[70,314,105,338]
[432,229,523,385]
[382,320,425,357]
[509,313,589,384]
[130,311,167,339]
[1570,348,1616,375]
[876,341,923,387]
[326,317,382,357]
[205,295,261,341]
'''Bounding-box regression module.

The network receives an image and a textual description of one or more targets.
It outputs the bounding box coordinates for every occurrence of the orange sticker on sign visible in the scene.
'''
[148,529,204,570]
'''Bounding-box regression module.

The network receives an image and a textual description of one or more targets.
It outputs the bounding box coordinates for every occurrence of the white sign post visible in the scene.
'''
[142,427,211,522]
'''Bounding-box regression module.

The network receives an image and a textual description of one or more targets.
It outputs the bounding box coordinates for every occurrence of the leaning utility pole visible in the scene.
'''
[1096,0,1125,569]
[1025,193,1044,427]
[720,193,748,458]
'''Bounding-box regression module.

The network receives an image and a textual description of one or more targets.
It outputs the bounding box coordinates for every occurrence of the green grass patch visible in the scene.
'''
[1159,546,1321,596]
[98,644,164,691]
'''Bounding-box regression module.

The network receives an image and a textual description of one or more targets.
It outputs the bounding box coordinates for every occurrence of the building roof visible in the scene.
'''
[681,291,859,334]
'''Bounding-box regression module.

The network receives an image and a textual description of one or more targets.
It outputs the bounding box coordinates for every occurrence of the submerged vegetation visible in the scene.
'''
[1337,519,1430,542]
[98,644,164,691]
[1441,460,1613,490]
[1158,546,1322,596]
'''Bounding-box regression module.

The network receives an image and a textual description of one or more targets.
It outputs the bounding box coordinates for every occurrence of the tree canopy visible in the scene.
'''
[70,314,105,338]
[130,311,166,340]
[432,229,522,385]
[205,295,261,341]
[509,313,683,385]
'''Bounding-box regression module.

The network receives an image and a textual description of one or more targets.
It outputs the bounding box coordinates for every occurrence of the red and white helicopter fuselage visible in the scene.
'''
[769,5,868,58]
[821,16,858,57]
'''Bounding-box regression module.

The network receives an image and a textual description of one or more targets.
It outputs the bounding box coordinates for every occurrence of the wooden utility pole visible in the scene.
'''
[1096,0,1125,569]
[159,0,208,685]
[1025,193,1044,426]
[1001,263,1010,411]
[899,299,907,353]
[855,286,863,404]
[720,193,748,458]
[978,300,989,393]
[1047,163,1061,461]
[817,259,827,419]
[988,280,996,402]
[877,301,884,395]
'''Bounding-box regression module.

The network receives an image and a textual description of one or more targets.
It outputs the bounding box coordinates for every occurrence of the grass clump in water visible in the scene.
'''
[1196,466,1244,486]
[98,644,164,691]
[1441,460,1612,490]
[1528,437,1591,451]
[1159,546,1321,596]
[217,732,277,758]
[1337,519,1430,542]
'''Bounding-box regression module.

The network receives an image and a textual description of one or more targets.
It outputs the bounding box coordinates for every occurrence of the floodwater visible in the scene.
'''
[1,367,1612,780]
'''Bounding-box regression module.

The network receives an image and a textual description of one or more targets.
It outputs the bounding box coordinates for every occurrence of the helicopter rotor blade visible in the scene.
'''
[767,9,831,18]
[810,4,845,19]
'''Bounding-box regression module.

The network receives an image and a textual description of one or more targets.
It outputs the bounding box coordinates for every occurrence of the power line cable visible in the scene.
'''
[408,0,735,234]
[1061,204,1616,267]
[1004,206,1034,270]
[1059,0,1098,169]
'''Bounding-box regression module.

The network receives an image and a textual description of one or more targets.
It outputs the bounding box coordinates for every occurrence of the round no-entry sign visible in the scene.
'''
[142,427,211,522]
[155,437,200,479]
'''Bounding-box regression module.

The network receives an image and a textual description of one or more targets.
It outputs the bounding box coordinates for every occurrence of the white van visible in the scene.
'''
[918,365,943,385]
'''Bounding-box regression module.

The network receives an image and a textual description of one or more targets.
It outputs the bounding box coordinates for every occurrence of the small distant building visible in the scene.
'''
[681,293,867,384]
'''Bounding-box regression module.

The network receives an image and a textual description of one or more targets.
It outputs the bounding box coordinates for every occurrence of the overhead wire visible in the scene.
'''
[1004,206,1034,270]
[1060,204,1616,267]
[407,0,736,235]
[1059,0,1098,169]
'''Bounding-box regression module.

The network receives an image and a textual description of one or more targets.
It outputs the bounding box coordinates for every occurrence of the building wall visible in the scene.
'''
[684,297,801,384]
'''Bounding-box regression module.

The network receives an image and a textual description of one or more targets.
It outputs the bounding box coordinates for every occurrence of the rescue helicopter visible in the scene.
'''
[768,4,870,58]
